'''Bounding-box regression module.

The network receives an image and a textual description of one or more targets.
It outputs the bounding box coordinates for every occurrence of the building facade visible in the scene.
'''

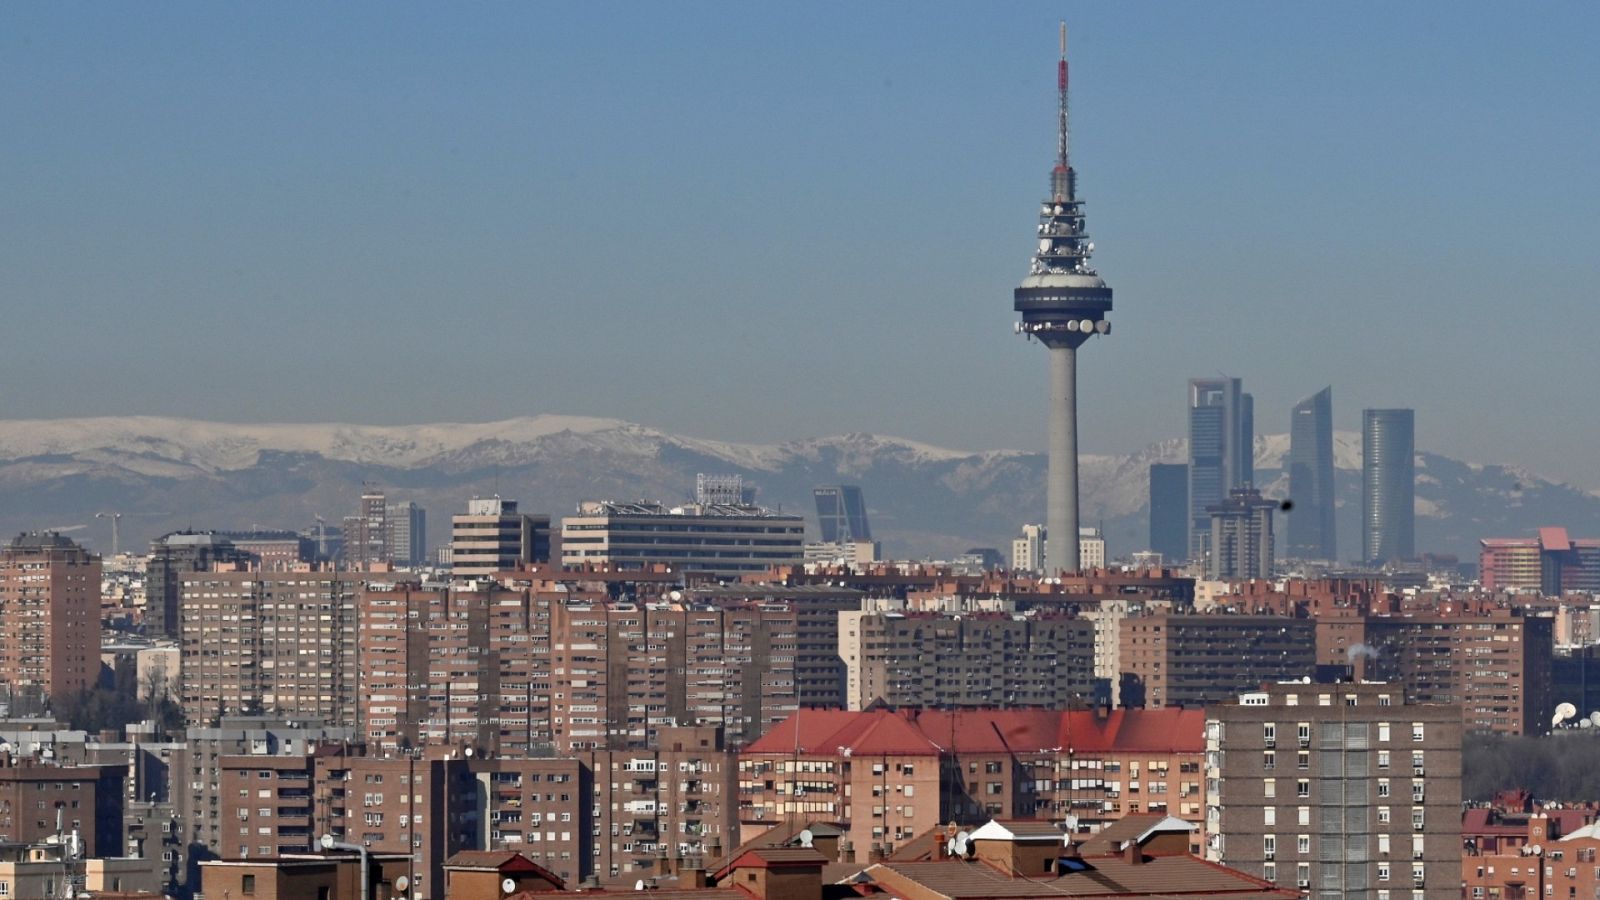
[1206,682,1462,899]
[0,532,102,706]
[1207,486,1277,580]
[1287,386,1337,561]
[1148,463,1189,564]
[1189,378,1253,560]
[1362,409,1415,563]
[560,502,804,576]
[1119,613,1315,709]
[813,486,871,544]
[450,497,553,578]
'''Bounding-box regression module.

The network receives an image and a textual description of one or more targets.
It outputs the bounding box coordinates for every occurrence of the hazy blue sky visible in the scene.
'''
[5,3,1598,485]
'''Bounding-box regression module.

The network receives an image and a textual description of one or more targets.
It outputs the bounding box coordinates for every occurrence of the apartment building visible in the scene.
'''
[178,567,387,727]
[0,531,102,705]
[1118,613,1316,708]
[839,610,1095,710]
[1205,682,1462,899]
[737,707,1207,862]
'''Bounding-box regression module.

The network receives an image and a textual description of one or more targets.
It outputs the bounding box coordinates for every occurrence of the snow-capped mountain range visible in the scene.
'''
[0,415,1594,562]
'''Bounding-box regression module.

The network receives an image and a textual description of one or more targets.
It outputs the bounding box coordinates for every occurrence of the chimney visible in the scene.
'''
[1122,841,1144,866]
[685,869,707,889]
[935,833,948,859]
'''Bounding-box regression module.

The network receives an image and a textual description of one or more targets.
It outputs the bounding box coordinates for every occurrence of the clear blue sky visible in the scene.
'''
[4,3,1598,485]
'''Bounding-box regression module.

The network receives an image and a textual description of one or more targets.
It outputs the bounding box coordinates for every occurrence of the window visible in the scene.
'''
[1263,778,1276,799]
[1296,780,1310,798]
[1296,723,1311,747]
[1378,779,1390,797]
[1297,807,1310,826]
[1297,751,1310,770]
[1263,863,1276,883]
[1411,723,1425,742]
[1378,750,1390,769]
[1378,806,1391,824]
[242,874,257,894]
[1378,722,1391,742]
[1263,724,1276,747]
[1263,835,1276,860]
[1297,835,1310,854]
[1263,751,1275,770]
[1377,862,1391,882]
[1378,834,1391,854]
[1264,808,1276,826]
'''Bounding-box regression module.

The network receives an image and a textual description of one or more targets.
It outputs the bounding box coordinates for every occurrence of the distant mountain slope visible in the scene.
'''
[0,416,1594,562]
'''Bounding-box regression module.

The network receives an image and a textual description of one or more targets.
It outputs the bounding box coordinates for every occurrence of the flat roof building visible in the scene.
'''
[561,501,803,576]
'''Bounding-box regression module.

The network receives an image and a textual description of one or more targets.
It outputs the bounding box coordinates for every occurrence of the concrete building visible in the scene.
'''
[1362,409,1415,563]
[1118,613,1316,709]
[1207,486,1276,580]
[450,497,553,578]
[1206,682,1462,899]
[1287,387,1337,561]
[144,532,253,640]
[0,531,102,707]
[560,501,803,576]
[178,567,382,726]
[0,843,162,900]
[840,610,1095,710]
[739,707,1208,861]
[1188,378,1253,561]
[1480,527,1600,595]
[215,530,318,569]
[344,489,392,567]
[1010,525,1045,573]
[385,501,427,567]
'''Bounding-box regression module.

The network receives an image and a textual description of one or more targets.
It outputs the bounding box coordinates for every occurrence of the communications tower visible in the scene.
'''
[1013,23,1113,574]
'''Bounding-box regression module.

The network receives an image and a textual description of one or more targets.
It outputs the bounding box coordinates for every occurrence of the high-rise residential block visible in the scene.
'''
[1010,524,1045,572]
[1207,486,1277,580]
[144,532,253,640]
[384,500,426,566]
[450,497,552,578]
[560,501,803,575]
[812,485,871,544]
[1362,408,1415,563]
[1188,378,1253,560]
[343,489,391,567]
[0,531,102,706]
[1287,386,1337,561]
[1148,463,1189,563]
[1206,682,1462,899]
[1119,612,1315,708]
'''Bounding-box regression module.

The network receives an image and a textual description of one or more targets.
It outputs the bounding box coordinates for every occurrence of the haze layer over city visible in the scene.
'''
[3,6,1600,900]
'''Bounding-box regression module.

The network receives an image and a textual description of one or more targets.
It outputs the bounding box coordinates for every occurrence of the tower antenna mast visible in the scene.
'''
[1057,22,1070,174]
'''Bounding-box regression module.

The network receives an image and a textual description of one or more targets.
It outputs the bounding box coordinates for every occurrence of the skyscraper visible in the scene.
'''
[1363,408,1415,562]
[1013,24,1114,573]
[1187,377,1252,559]
[812,485,871,543]
[1207,486,1277,580]
[1286,386,1336,561]
[384,500,426,566]
[0,532,102,706]
[1148,463,1189,563]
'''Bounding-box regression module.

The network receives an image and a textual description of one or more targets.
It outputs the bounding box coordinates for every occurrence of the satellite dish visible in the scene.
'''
[320,834,336,850]
[465,746,476,758]
[504,877,518,893]
[798,829,814,848]
[1581,719,1594,729]
[395,875,410,892]
[951,831,971,857]
[1553,702,1579,727]
[635,880,647,891]
[669,590,682,602]
[1590,711,1600,727]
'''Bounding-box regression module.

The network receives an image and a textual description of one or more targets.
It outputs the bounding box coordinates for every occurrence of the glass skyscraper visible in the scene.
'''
[813,485,871,544]
[1287,386,1336,561]
[1148,462,1189,563]
[1362,408,1415,563]
[1188,377,1253,559]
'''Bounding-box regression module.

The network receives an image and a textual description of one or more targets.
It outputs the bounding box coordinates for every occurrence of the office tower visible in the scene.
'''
[560,500,804,575]
[812,484,871,543]
[1011,523,1045,572]
[1148,463,1189,563]
[1286,387,1337,561]
[0,532,102,706]
[1188,377,1252,559]
[1208,486,1277,580]
[450,496,552,578]
[1012,24,1114,573]
[342,488,390,566]
[384,500,426,566]
[1206,682,1462,899]
[144,532,252,640]
[1362,408,1415,563]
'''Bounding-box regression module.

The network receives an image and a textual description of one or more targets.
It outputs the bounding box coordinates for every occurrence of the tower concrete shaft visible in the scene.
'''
[1048,345,1080,572]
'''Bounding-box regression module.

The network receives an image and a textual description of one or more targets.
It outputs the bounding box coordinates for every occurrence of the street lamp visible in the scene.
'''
[320,833,369,900]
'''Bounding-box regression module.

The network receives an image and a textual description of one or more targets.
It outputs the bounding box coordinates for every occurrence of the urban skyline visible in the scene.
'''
[4,4,1600,489]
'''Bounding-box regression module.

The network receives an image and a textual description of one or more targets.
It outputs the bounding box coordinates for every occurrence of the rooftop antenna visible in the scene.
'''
[1053,21,1073,202]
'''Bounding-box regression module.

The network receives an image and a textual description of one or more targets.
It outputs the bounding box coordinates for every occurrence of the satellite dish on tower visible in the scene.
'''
[503,877,518,894]
[1553,702,1579,728]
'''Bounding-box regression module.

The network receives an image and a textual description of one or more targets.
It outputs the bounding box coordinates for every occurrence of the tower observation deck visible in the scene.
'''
[1013,23,1113,574]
